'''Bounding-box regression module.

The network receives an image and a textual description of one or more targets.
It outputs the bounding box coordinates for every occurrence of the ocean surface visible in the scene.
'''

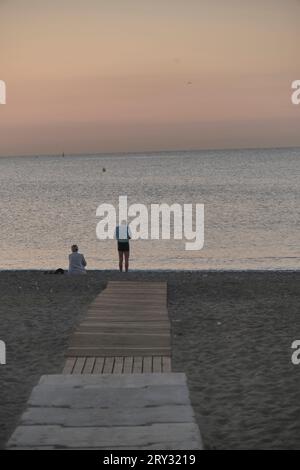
[0,148,299,270]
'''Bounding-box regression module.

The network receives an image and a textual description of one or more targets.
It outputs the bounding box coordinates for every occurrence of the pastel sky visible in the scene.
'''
[0,0,300,156]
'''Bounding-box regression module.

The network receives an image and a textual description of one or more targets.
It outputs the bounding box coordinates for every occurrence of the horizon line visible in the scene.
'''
[1,144,300,159]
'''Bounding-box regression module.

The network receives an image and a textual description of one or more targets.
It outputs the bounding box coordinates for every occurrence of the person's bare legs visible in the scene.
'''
[124,251,129,272]
[118,251,124,272]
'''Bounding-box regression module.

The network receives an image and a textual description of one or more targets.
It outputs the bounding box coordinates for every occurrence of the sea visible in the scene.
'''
[0,147,299,270]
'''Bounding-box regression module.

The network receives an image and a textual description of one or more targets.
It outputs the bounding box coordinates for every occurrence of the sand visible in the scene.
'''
[0,270,299,449]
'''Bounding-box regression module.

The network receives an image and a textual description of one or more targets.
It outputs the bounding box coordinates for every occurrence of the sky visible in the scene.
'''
[0,0,300,156]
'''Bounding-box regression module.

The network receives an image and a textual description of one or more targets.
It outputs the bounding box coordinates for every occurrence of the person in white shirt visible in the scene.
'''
[115,221,132,272]
[68,244,87,275]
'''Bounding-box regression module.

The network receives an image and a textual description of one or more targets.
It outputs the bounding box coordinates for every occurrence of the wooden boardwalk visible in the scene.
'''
[7,374,202,449]
[63,281,172,373]
[7,281,203,450]
[63,355,171,374]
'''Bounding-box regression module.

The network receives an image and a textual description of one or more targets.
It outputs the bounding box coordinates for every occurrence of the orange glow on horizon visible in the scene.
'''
[1,0,300,156]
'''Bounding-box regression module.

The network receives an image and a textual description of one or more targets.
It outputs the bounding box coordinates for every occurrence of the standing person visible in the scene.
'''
[68,244,87,275]
[115,220,132,272]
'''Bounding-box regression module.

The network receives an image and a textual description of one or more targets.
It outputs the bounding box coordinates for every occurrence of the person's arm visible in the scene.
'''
[128,226,132,240]
[82,255,87,267]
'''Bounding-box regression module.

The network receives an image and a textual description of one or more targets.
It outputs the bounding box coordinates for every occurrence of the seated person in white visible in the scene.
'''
[68,244,87,275]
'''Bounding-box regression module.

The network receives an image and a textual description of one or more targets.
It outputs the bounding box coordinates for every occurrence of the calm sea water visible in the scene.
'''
[0,148,299,270]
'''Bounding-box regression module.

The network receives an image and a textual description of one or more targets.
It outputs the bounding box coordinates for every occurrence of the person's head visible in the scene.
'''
[55,268,65,275]
[71,244,78,253]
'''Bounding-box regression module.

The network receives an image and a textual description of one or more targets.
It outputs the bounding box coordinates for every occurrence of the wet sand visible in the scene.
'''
[0,270,299,449]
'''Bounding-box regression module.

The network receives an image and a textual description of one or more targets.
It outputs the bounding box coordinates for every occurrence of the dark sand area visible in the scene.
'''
[0,271,299,449]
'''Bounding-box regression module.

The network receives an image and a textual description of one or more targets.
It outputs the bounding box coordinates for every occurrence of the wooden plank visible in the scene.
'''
[67,347,171,357]
[80,319,170,330]
[99,292,165,296]
[107,282,166,286]
[62,357,76,374]
[99,296,166,300]
[105,282,163,285]
[99,294,166,299]
[104,291,166,294]
[103,287,165,290]
[113,357,124,374]
[90,296,166,300]
[86,313,168,319]
[87,304,168,309]
[75,330,170,338]
[72,338,169,350]
[85,308,168,314]
[76,321,170,334]
[85,311,168,318]
[153,356,162,373]
[133,356,143,373]
[78,324,171,333]
[97,299,165,303]
[73,332,170,338]
[162,356,172,373]
[86,312,168,318]
[83,318,169,324]
[107,281,167,285]
[94,299,166,304]
[90,294,166,299]
[85,314,169,320]
[84,313,169,319]
[69,333,170,348]
[142,356,153,373]
[94,287,166,292]
[123,356,133,374]
[101,295,166,301]
[20,404,195,426]
[39,373,187,387]
[97,304,166,309]
[85,313,168,318]
[89,300,167,305]
[102,357,115,374]
[28,384,190,408]
[93,357,105,374]
[83,317,169,323]
[87,305,168,310]
[89,308,166,312]
[82,357,95,374]
[72,357,86,374]
[101,296,166,301]
[107,286,167,291]
[7,423,201,449]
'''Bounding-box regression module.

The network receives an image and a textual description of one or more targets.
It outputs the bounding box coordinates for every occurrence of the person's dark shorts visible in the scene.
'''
[118,241,130,252]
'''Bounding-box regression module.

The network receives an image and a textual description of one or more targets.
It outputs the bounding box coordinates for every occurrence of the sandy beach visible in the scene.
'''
[0,270,299,450]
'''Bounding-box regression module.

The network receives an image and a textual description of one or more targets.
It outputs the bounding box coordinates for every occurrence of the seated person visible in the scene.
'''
[68,244,87,275]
